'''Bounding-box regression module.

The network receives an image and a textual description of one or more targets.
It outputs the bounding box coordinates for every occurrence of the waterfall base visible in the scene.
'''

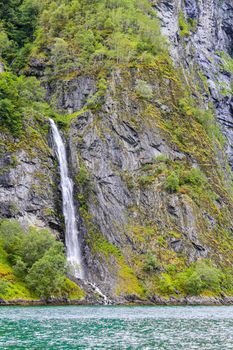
[87,282,111,305]
[68,275,111,305]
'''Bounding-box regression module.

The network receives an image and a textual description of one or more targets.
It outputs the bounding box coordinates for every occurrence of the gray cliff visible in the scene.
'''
[1,0,233,302]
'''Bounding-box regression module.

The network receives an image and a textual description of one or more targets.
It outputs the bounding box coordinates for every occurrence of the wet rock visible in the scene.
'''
[0,137,62,233]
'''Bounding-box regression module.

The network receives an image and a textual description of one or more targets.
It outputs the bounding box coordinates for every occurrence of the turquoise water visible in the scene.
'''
[0,306,233,349]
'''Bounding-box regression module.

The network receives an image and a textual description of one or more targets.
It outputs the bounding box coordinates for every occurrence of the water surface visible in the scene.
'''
[0,305,233,349]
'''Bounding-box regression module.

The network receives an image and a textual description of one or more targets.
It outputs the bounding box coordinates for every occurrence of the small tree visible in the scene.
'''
[165,171,180,193]
[143,253,160,273]
[26,244,66,300]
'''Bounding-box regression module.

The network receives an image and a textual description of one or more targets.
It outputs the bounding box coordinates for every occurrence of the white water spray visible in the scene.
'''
[49,118,84,279]
[89,282,110,305]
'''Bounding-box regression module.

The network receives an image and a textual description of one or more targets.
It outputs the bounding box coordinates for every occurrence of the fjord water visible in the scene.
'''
[49,119,84,279]
[1,306,233,349]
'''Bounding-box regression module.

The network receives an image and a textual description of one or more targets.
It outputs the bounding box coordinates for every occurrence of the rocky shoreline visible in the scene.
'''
[1,296,233,307]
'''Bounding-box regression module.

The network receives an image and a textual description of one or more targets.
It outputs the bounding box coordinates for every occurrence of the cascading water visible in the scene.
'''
[50,119,110,304]
[49,118,84,279]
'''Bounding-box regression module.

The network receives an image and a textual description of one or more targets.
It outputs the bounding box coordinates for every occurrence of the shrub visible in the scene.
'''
[195,260,222,293]
[153,154,170,164]
[217,51,233,75]
[0,220,67,299]
[0,220,57,269]
[135,79,153,99]
[0,219,24,258]
[26,245,66,299]
[177,270,203,295]
[143,253,160,273]
[16,227,57,270]
[182,168,207,186]
[76,164,91,187]
[176,260,222,295]
[165,171,180,192]
[139,175,155,186]
[0,30,11,56]
[178,11,189,37]
[159,273,175,294]
[13,259,27,279]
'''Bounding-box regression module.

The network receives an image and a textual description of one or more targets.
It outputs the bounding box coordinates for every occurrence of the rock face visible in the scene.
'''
[0,131,62,234]
[155,0,233,166]
[1,0,233,302]
[66,62,232,299]
[63,0,233,300]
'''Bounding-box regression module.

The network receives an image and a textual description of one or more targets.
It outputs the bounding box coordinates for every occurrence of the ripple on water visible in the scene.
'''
[0,306,233,349]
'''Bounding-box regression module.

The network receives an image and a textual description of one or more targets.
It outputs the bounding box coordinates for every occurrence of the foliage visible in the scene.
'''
[64,278,86,300]
[182,167,207,186]
[139,174,155,186]
[217,51,233,75]
[0,72,46,136]
[26,245,66,299]
[178,97,225,146]
[0,220,69,299]
[0,28,11,56]
[76,163,91,187]
[0,0,39,68]
[0,220,56,268]
[178,11,189,37]
[178,11,197,37]
[165,171,180,192]
[176,260,222,295]
[187,18,197,32]
[158,260,225,296]
[29,0,166,75]
[143,253,160,273]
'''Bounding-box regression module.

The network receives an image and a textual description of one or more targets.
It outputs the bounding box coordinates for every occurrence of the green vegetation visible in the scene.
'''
[126,219,233,297]
[164,166,209,195]
[159,260,226,296]
[0,0,167,77]
[25,245,66,299]
[1,0,233,303]
[165,171,180,193]
[0,0,39,69]
[143,253,160,273]
[32,0,165,74]
[0,0,167,134]
[0,220,84,300]
[0,72,53,136]
[178,11,190,37]
[178,11,197,37]
[81,208,144,298]
[217,51,233,75]
[75,163,91,188]
[137,153,212,202]
[178,98,225,146]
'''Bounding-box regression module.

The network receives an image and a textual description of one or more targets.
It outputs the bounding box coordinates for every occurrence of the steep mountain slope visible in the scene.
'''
[0,0,233,303]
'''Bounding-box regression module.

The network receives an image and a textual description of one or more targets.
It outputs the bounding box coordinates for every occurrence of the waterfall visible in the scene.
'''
[49,119,84,279]
[50,119,111,304]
